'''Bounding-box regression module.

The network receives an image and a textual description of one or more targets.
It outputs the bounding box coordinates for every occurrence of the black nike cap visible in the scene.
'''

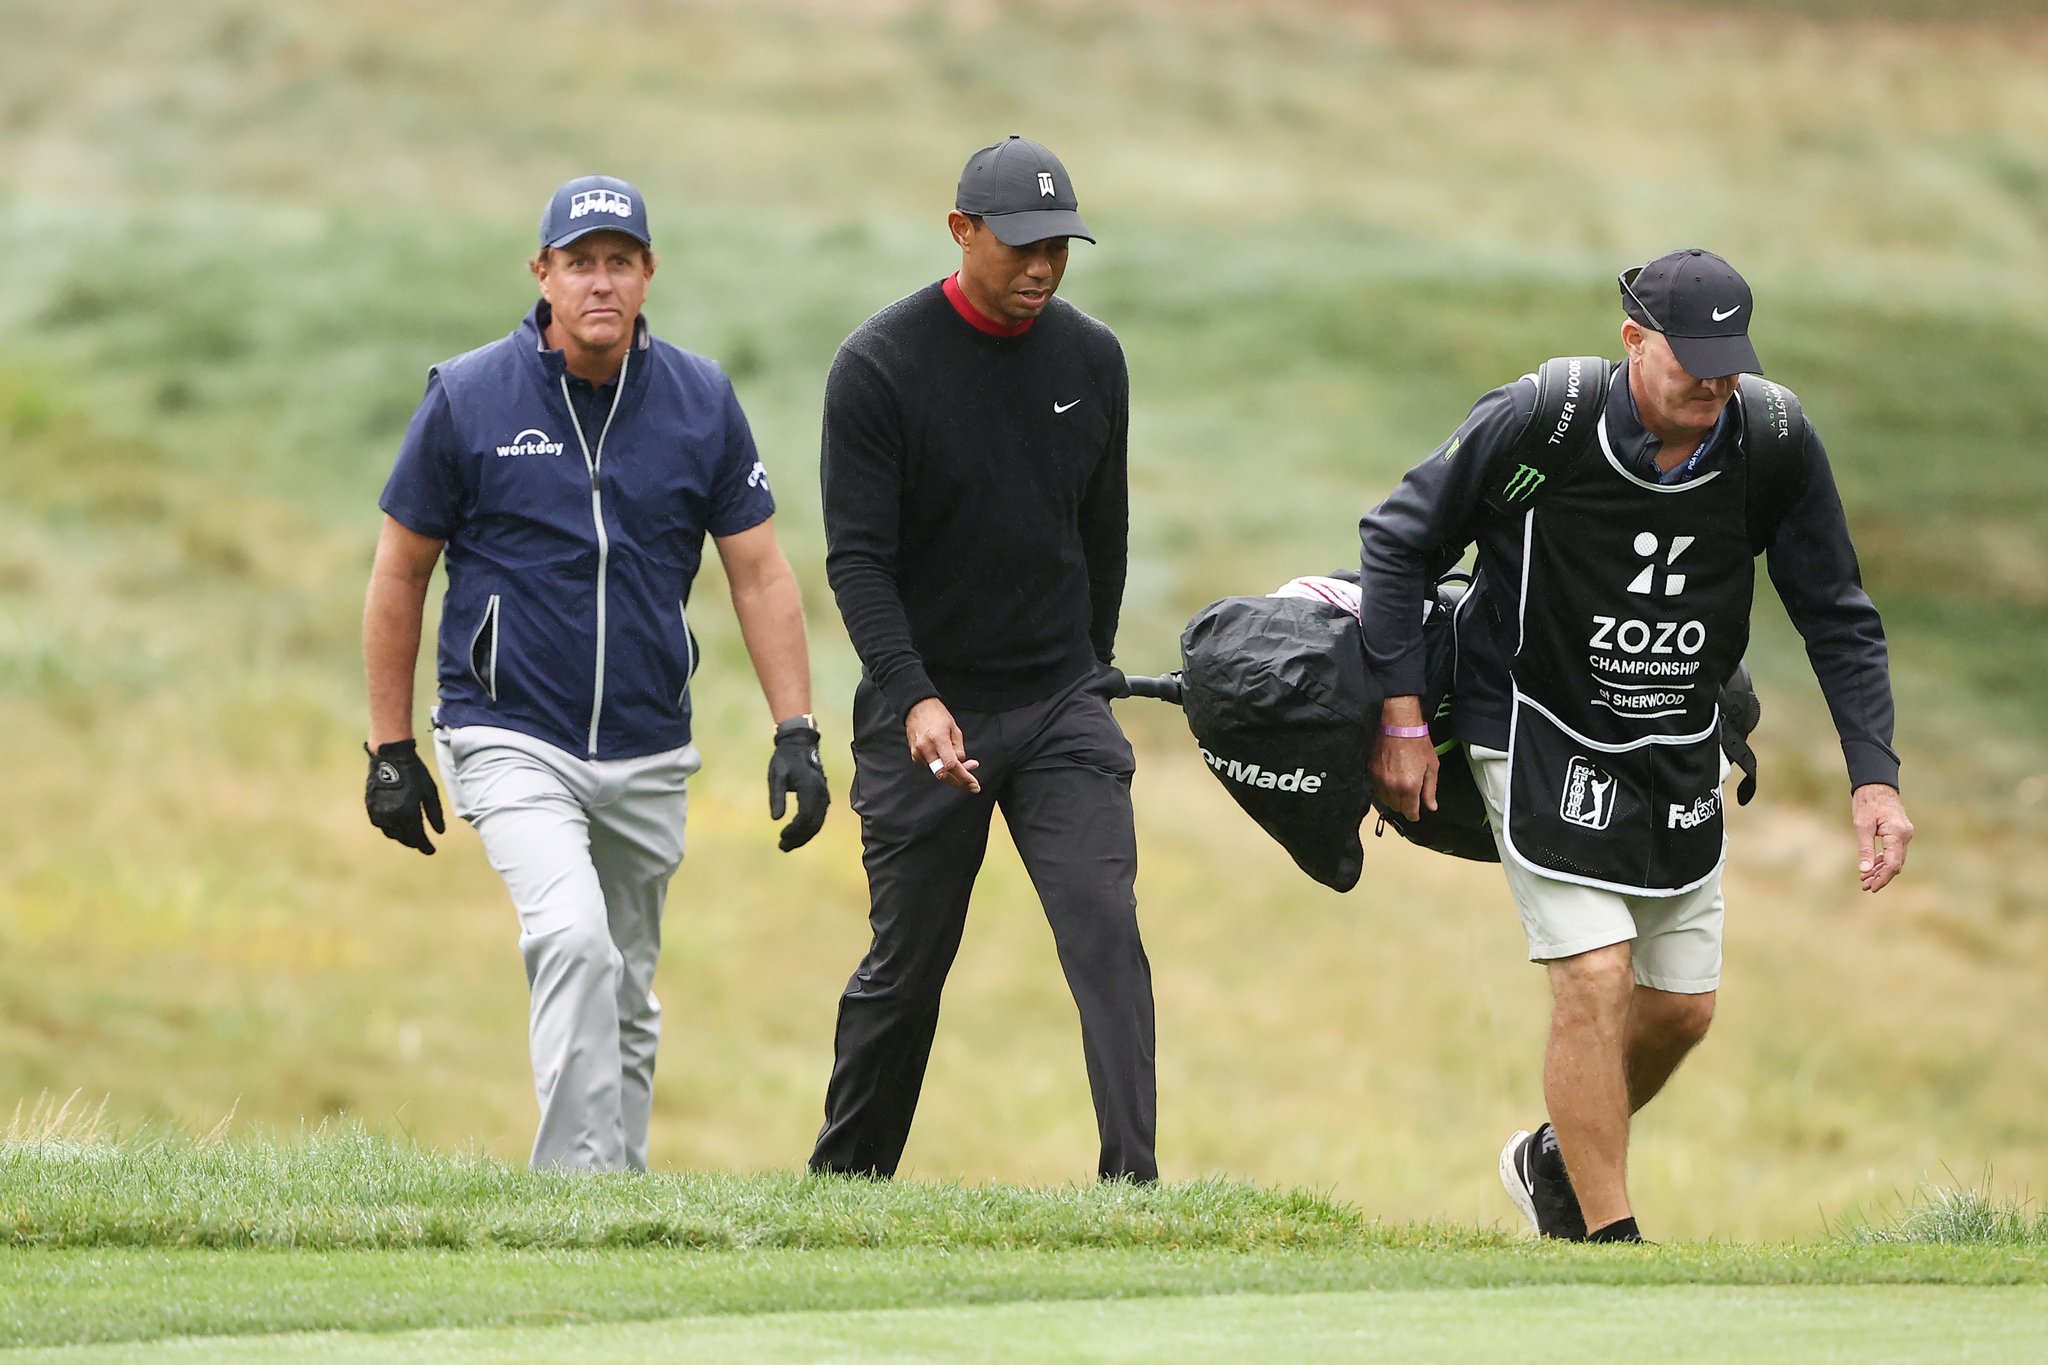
[955,135,1094,247]
[1618,248,1763,379]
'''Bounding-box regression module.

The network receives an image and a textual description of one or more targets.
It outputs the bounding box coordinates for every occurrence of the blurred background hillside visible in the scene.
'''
[2,0,2044,1241]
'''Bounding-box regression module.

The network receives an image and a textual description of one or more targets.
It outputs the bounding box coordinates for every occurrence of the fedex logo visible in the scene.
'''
[1668,791,1721,830]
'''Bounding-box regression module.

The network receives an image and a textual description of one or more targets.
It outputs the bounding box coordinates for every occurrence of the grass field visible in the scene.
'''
[5,1127,2047,1356]
[12,1279,2046,1362]
[4,0,2047,1273]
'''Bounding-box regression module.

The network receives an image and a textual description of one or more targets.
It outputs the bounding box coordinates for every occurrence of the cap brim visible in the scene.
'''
[982,208,1094,246]
[543,224,652,250]
[1665,330,1761,380]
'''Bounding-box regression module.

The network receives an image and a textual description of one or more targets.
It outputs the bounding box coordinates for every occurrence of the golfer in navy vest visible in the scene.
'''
[1359,250,1914,1240]
[808,137,1156,1183]
[363,175,830,1171]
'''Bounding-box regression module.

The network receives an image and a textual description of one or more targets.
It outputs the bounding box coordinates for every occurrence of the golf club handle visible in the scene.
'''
[1120,671,1185,706]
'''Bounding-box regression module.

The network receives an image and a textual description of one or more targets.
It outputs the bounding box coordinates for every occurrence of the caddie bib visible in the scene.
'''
[1502,415,1752,894]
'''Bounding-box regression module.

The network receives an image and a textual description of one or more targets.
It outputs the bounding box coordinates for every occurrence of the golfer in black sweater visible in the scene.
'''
[808,136,1156,1183]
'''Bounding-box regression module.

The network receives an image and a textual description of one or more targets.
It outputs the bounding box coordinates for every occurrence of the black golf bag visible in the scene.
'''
[1139,572,1762,893]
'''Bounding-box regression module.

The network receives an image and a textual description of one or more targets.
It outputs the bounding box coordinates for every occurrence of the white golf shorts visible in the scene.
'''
[1466,745,1723,994]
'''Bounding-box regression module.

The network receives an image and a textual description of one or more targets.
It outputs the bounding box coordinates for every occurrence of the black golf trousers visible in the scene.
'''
[809,673,1158,1182]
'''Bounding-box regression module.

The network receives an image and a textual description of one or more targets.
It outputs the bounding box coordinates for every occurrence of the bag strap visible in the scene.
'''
[1719,381,1807,802]
[1484,355,1613,516]
[1735,374,1806,552]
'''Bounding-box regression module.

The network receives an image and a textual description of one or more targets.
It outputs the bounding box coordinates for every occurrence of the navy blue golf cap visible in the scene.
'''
[1619,248,1762,378]
[539,174,651,250]
[955,136,1094,246]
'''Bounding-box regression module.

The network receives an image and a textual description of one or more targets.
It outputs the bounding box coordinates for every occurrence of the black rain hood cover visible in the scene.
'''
[1178,595,1382,891]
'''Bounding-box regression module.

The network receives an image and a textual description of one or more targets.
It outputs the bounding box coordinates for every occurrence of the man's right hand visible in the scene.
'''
[1368,696,1439,822]
[364,739,446,854]
[906,697,981,793]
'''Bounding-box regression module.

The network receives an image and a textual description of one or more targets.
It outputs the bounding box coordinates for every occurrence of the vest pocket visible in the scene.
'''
[469,594,501,702]
[675,601,698,708]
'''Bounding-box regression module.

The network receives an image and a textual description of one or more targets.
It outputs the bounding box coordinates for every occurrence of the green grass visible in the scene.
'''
[3,1123,1375,1253]
[1848,1176,2048,1247]
[8,1120,2045,1256]
[11,1274,2048,1361]
[5,0,2048,1248]
[4,1128,2047,1353]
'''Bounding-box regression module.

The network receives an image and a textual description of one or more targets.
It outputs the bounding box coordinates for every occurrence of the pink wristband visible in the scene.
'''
[1378,722,1432,739]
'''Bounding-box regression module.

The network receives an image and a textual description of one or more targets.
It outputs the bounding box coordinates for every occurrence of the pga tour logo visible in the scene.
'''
[495,428,566,458]
[570,189,634,220]
[1200,748,1325,794]
[1559,755,1617,831]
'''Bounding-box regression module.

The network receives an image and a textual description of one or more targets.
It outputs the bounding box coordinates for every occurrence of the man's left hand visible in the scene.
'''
[768,719,830,852]
[1851,783,1914,892]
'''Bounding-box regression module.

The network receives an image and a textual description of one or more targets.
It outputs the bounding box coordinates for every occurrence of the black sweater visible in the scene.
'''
[821,282,1130,719]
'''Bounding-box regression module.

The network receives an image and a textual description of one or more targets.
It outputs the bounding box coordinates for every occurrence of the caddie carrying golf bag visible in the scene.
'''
[1143,355,1801,891]
[1167,575,1762,891]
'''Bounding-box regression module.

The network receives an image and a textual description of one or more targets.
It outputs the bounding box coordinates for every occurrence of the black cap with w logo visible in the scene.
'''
[955,135,1095,247]
[1619,248,1762,379]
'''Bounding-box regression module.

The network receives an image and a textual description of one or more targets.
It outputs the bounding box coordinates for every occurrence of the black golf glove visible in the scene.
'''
[767,716,830,852]
[364,738,445,855]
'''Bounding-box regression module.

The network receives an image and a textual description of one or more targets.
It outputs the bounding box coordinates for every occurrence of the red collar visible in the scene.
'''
[944,273,1036,337]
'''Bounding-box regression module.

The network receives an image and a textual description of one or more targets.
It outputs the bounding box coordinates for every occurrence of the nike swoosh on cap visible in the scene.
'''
[1053,399,1082,413]
[1711,304,1743,322]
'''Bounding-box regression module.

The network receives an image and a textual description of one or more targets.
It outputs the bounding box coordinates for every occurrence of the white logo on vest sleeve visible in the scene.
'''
[1037,172,1056,197]
[1560,755,1617,830]
[569,189,634,220]
[746,460,769,490]
[495,428,567,458]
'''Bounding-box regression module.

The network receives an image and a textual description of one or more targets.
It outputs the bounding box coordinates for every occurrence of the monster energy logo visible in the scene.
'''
[1502,463,1545,501]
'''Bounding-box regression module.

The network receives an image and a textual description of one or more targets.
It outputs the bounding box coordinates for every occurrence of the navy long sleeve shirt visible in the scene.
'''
[1357,360,1900,790]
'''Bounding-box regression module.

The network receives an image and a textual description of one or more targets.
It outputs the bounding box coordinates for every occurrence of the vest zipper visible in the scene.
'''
[560,347,630,758]
[469,593,501,702]
[677,601,695,708]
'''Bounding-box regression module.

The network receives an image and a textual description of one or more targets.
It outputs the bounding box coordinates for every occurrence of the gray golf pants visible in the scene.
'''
[435,724,698,1172]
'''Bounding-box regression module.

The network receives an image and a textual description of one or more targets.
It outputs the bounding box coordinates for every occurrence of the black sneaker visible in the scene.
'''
[1499,1122,1588,1241]
[1587,1222,1650,1244]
